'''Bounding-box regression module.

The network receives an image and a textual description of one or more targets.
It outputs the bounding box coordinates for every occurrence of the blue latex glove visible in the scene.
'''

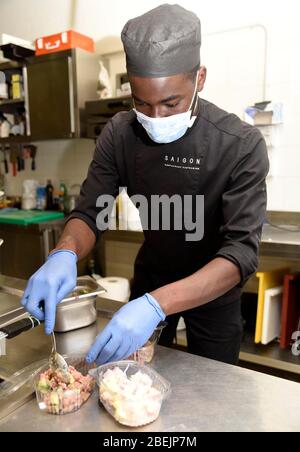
[86,293,165,365]
[21,250,77,335]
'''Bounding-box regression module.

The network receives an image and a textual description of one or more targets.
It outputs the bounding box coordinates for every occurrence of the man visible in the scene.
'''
[21,4,269,366]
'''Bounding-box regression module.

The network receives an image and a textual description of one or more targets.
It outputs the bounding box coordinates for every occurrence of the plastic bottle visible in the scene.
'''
[0,117,10,138]
[45,180,54,210]
[36,186,46,210]
[59,181,68,213]
[88,258,96,276]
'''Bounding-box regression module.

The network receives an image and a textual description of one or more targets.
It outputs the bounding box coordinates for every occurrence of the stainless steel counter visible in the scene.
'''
[102,223,300,262]
[1,345,300,432]
[262,224,300,246]
[0,274,114,379]
[1,274,300,431]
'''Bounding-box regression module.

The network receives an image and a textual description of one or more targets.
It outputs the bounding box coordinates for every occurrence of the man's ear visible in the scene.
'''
[197,66,207,92]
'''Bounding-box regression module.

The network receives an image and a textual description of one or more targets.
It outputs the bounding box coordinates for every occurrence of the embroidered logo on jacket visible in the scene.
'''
[164,154,203,171]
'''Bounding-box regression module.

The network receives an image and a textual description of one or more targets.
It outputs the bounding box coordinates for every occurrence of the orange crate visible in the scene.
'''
[35,30,94,55]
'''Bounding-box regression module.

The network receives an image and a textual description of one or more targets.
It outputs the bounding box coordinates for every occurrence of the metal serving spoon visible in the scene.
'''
[49,332,68,372]
[36,300,68,372]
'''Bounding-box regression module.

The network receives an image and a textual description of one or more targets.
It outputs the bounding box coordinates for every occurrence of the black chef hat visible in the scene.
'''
[121,4,201,78]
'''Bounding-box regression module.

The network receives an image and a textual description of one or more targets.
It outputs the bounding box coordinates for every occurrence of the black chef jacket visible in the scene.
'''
[68,98,269,307]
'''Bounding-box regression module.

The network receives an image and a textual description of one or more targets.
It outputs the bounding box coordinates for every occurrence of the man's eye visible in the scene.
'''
[165,103,179,108]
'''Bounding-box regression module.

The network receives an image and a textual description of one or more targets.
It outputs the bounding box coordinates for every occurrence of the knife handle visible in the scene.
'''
[4,157,8,174]
[1,316,42,339]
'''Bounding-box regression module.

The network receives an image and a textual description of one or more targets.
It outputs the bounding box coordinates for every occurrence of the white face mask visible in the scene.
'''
[133,73,199,144]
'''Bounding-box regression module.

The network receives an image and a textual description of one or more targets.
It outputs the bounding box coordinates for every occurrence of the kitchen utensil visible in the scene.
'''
[261,286,283,345]
[0,276,106,334]
[18,144,25,171]
[29,145,37,171]
[3,146,9,174]
[16,151,21,172]
[0,316,42,357]
[9,145,18,177]
[49,331,68,372]
[0,316,41,340]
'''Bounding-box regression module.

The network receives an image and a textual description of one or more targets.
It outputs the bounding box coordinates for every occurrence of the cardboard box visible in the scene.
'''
[35,30,94,55]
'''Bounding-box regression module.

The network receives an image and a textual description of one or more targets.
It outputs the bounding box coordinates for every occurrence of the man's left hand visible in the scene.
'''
[86,293,166,365]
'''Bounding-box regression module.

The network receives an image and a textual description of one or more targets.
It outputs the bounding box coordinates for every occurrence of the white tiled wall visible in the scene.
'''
[1,0,300,212]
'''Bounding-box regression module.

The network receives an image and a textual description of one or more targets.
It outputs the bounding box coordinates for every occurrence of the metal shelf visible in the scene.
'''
[239,332,300,374]
[0,61,22,71]
[0,136,31,144]
[176,329,300,375]
[0,98,25,107]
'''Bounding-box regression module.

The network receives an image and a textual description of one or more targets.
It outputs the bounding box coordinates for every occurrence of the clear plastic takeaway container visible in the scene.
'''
[94,360,171,427]
[34,354,96,415]
[129,321,167,365]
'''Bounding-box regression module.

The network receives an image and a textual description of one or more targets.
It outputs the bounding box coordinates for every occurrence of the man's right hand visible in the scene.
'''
[21,250,77,335]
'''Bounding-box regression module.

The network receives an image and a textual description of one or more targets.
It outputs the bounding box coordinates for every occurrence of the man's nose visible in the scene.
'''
[148,106,166,118]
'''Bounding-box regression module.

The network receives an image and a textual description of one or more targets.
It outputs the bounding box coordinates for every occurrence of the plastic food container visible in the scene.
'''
[129,322,167,365]
[34,354,96,415]
[94,360,171,427]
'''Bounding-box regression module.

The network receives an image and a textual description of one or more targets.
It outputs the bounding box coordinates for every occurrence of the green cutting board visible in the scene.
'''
[0,210,64,225]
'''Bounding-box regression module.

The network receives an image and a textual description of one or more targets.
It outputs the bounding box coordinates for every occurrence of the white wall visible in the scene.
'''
[0,0,73,40]
[3,139,94,197]
[0,0,300,211]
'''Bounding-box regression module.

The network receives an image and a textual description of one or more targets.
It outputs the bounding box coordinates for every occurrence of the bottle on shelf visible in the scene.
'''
[11,74,24,100]
[45,179,54,210]
[36,186,46,210]
[59,181,68,213]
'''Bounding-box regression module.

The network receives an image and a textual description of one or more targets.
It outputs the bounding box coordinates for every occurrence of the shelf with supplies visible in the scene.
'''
[0,61,29,141]
[0,48,100,142]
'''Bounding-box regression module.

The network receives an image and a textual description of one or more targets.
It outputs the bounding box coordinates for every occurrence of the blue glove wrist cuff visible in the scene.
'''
[144,293,166,321]
[48,249,78,262]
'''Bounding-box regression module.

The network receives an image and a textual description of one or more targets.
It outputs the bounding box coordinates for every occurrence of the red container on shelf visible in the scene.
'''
[35,30,95,55]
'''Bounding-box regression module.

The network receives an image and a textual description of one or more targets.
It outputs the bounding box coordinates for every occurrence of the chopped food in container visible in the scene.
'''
[93,360,171,427]
[34,354,95,415]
